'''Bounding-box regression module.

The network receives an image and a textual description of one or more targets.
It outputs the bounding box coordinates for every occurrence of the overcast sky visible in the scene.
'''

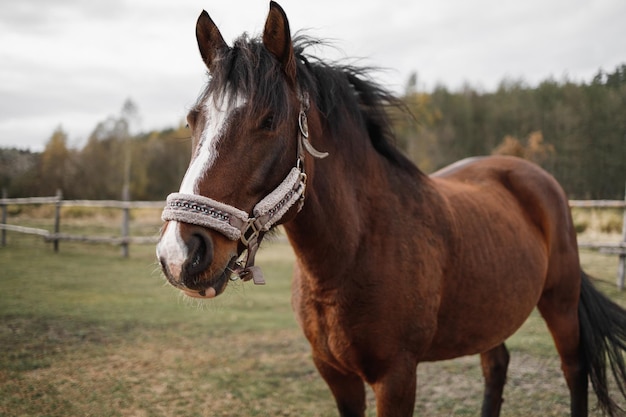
[1,0,624,151]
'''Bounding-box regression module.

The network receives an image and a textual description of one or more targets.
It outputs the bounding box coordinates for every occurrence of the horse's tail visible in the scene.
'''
[579,270,626,416]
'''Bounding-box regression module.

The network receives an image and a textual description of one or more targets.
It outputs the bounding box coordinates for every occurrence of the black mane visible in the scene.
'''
[199,34,419,174]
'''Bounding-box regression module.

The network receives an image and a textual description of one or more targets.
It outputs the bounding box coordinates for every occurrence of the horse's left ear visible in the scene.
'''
[263,1,297,85]
[196,10,228,70]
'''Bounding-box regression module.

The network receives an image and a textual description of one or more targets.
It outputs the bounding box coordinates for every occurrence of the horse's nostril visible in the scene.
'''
[191,252,201,268]
[184,231,214,277]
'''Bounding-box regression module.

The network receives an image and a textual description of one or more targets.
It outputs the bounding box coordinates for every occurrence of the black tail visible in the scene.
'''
[579,271,626,416]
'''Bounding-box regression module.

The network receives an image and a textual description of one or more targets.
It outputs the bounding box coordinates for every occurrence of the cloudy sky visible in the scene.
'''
[1,0,624,151]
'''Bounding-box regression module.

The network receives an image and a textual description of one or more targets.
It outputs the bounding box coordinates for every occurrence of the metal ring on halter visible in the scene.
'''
[298,110,309,138]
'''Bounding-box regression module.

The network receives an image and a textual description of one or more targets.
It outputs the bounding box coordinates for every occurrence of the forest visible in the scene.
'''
[1,64,625,200]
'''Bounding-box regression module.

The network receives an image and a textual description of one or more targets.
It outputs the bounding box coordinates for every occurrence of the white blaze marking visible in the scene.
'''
[156,221,187,277]
[179,91,247,195]
[157,90,246,274]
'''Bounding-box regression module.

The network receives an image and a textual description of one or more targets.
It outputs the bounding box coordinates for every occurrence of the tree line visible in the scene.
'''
[0,100,192,201]
[1,65,625,200]
[397,64,626,199]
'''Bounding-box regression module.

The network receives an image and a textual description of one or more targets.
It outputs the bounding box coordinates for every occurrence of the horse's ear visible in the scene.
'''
[263,1,297,85]
[196,10,228,70]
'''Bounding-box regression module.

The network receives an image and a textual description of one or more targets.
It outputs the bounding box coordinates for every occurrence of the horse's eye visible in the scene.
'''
[260,115,274,131]
[186,110,199,129]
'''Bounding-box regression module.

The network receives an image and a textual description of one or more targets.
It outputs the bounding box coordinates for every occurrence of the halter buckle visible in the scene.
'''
[240,218,263,247]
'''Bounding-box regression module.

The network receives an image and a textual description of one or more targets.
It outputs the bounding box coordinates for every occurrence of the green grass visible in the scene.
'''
[1,224,625,416]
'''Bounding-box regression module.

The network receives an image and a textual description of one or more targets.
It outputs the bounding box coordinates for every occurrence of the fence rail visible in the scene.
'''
[569,200,626,208]
[1,191,625,289]
[0,197,164,209]
[0,190,164,257]
[0,223,50,237]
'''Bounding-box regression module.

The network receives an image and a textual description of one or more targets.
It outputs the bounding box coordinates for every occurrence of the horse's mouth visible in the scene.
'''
[177,256,240,299]
[183,287,219,299]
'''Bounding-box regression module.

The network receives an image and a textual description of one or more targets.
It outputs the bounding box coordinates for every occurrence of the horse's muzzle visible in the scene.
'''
[156,221,236,298]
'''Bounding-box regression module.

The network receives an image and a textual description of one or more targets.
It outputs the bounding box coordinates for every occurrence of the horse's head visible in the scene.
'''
[156,2,327,298]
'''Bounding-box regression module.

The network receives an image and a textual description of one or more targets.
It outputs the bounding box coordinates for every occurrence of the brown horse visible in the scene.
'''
[156,2,626,416]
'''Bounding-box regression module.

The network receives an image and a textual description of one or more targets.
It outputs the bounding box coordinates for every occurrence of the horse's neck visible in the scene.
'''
[283,134,436,285]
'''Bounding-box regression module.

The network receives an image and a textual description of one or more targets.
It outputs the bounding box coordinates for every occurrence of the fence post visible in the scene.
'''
[53,189,62,253]
[1,188,7,247]
[121,185,130,258]
[617,183,626,291]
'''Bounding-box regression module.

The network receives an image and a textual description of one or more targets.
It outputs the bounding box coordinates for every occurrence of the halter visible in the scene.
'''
[161,92,328,285]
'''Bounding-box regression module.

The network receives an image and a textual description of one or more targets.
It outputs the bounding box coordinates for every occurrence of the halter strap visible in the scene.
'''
[161,91,327,285]
[162,167,305,242]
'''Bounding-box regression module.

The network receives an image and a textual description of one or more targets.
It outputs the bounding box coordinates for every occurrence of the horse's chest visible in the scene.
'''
[295,296,365,373]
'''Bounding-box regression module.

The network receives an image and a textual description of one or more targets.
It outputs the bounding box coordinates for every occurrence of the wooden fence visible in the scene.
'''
[569,198,626,290]
[1,191,626,289]
[0,190,163,257]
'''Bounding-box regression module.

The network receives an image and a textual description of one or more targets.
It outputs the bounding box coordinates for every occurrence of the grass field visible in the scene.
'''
[1,214,625,416]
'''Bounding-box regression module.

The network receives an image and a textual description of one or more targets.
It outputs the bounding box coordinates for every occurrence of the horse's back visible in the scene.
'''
[422,156,580,359]
[431,155,578,257]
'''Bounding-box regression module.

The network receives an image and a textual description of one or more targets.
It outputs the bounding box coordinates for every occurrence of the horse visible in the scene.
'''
[156,2,626,416]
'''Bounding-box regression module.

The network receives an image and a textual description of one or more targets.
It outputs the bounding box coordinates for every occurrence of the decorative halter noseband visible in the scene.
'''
[161,92,328,285]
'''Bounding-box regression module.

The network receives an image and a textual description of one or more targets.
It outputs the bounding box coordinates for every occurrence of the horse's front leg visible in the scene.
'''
[371,354,418,417]
[313,356,367,417]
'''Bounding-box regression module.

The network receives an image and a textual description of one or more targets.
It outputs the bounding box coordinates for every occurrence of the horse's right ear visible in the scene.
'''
[263,1,297,85]
[196,10,228,70]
